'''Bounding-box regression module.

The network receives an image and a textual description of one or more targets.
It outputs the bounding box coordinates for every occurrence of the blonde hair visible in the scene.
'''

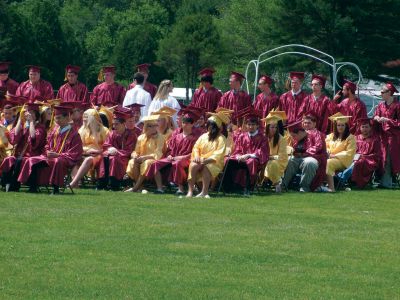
[154,80,173,101]
[79,109,108,147]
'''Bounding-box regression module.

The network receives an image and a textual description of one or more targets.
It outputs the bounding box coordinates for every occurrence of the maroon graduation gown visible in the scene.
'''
[293,129,327,191]
[98,129,137,180]
[57,82,89,103]
[90,82,126,107]
[253,92,279,118]
[217,90,252,124]
[278,90,308,124]
[228,131,269,187]
[305,94,337,134]
[337,98,367,134]
[0,123,47,173]
[128,81,157,99]
[373,101,400,175]
[18,126,83,187]
[0,78,19,96]
[351,134,381,188]
[146,129,200,184]
[16,80,54,101]
[190,87,222,113]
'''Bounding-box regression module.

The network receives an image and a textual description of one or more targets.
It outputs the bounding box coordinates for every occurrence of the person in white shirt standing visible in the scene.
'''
[123,73,152,117]
[148,79,181,122]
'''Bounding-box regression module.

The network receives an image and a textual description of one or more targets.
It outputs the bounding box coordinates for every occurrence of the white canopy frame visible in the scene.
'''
[245,44,363,102]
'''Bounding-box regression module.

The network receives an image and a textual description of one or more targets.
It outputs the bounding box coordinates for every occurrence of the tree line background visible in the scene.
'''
[1,0,400,95]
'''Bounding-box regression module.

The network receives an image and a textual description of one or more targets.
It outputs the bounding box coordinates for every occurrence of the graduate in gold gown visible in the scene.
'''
[324,113,356,192]
[186,110,228,198]
[151,106,176,143]
[69,108,109,188]
[263,113,288,193]
[125,115,166,192]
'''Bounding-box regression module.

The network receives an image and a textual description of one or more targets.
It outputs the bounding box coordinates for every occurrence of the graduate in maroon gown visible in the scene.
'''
[0,62,19,97]
[283,120,327,192]
[124,103,144,137]
[305,74,337,134]
[222,109,269,195]
[0,102,47,191]
[351,118,381,188]
[128,63,158,99]
[190,68,222,113]
[17,103,83,194]
[16,65,54,101]
[97,110,137,190]
[253,74,279,118]
[90,65,126,107]
[333,79,367,134]
[146,108,201,194]
[373,82,400,188]
[217,71,252,125]
[57,65,89,103]
[278,72,308,124]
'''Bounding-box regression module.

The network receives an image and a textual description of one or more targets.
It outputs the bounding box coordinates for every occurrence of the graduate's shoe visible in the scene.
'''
[243,188,251,197]
[275,184,282,193]
[154,189,165,194]
[175,190,184,196]
[51,186,60,195]
[27,186,39,193]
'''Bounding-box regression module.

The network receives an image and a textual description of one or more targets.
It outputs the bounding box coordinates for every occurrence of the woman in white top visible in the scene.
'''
[148,79,181,122]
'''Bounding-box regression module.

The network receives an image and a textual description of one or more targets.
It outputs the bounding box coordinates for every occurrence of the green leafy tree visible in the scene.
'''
[157,13,224,99]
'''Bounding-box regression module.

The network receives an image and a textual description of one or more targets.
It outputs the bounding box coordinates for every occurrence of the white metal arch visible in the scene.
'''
[245,44,363,102]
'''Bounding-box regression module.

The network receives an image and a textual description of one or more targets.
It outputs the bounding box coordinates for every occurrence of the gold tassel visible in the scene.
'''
[97,69,104,82]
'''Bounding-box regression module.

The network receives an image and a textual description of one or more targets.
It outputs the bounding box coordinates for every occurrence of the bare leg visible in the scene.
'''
[132,175,145,192]
[154,171,163,191]
[70,157,94,188]
[327,174,335,192]
[186,163,201,197]
[199,167,212,196]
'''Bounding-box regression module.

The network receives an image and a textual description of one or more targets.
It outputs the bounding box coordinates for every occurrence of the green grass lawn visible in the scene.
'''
[0,189,399,299]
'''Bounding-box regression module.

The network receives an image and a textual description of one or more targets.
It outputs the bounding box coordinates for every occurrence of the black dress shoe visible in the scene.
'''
[243,188,250,197]
[154,190,165,194]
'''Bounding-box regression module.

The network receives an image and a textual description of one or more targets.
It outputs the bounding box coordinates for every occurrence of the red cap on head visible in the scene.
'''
[181,107,202,123]
[230,71,245,82]
[385,82,398,94]
[290,72,305,81]
[136,63,151,73]
[68,101,90,111]
[186,105,206,117]
[311,74,327,88]
[199,68,215,77]
[303,110,318,122]
[26,102,41,112]
[343,79,357,93]
[26,65,41,73]
[54,103,74,116]
[286,119,304,132]
[125,103,144,112]
[65,65,81,73]
[357,117,373,126]
[4,95,23,107]
[113,110,130,120]
[0,61,11,73]
[259,74,273,85]
[102,65,116,74]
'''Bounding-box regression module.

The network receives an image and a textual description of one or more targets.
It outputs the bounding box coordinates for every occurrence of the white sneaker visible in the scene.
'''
[299,187,305,192]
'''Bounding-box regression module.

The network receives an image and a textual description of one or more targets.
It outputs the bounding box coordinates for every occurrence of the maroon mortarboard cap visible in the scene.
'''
[26,65,41,73]
[136,63,151,73]
[199,68,215,77]
[289,71,305,81]
[68,101,90,110]
[286,120,304,132]
[311,74,327,88]
[259,74,273,85]
[0,61,11,73]
[186,105,206,116]
[65,65,81,73]
[385,82,399,94]
[303,110,318,122]
[113,110,130,120]
[28,95,44,102]
[125,103,144,112]
[4,95,22,106]
[102,65,116,74]
[357,118,373,126]
[343,79,357,93]
[181,107,202,123]
[26,102,41,112]
[114,106,131,114]
[54,103,74,116]
[230,71,245,82]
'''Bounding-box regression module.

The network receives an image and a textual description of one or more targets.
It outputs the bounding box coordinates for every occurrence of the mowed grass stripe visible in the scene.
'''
[0,190,399,299]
